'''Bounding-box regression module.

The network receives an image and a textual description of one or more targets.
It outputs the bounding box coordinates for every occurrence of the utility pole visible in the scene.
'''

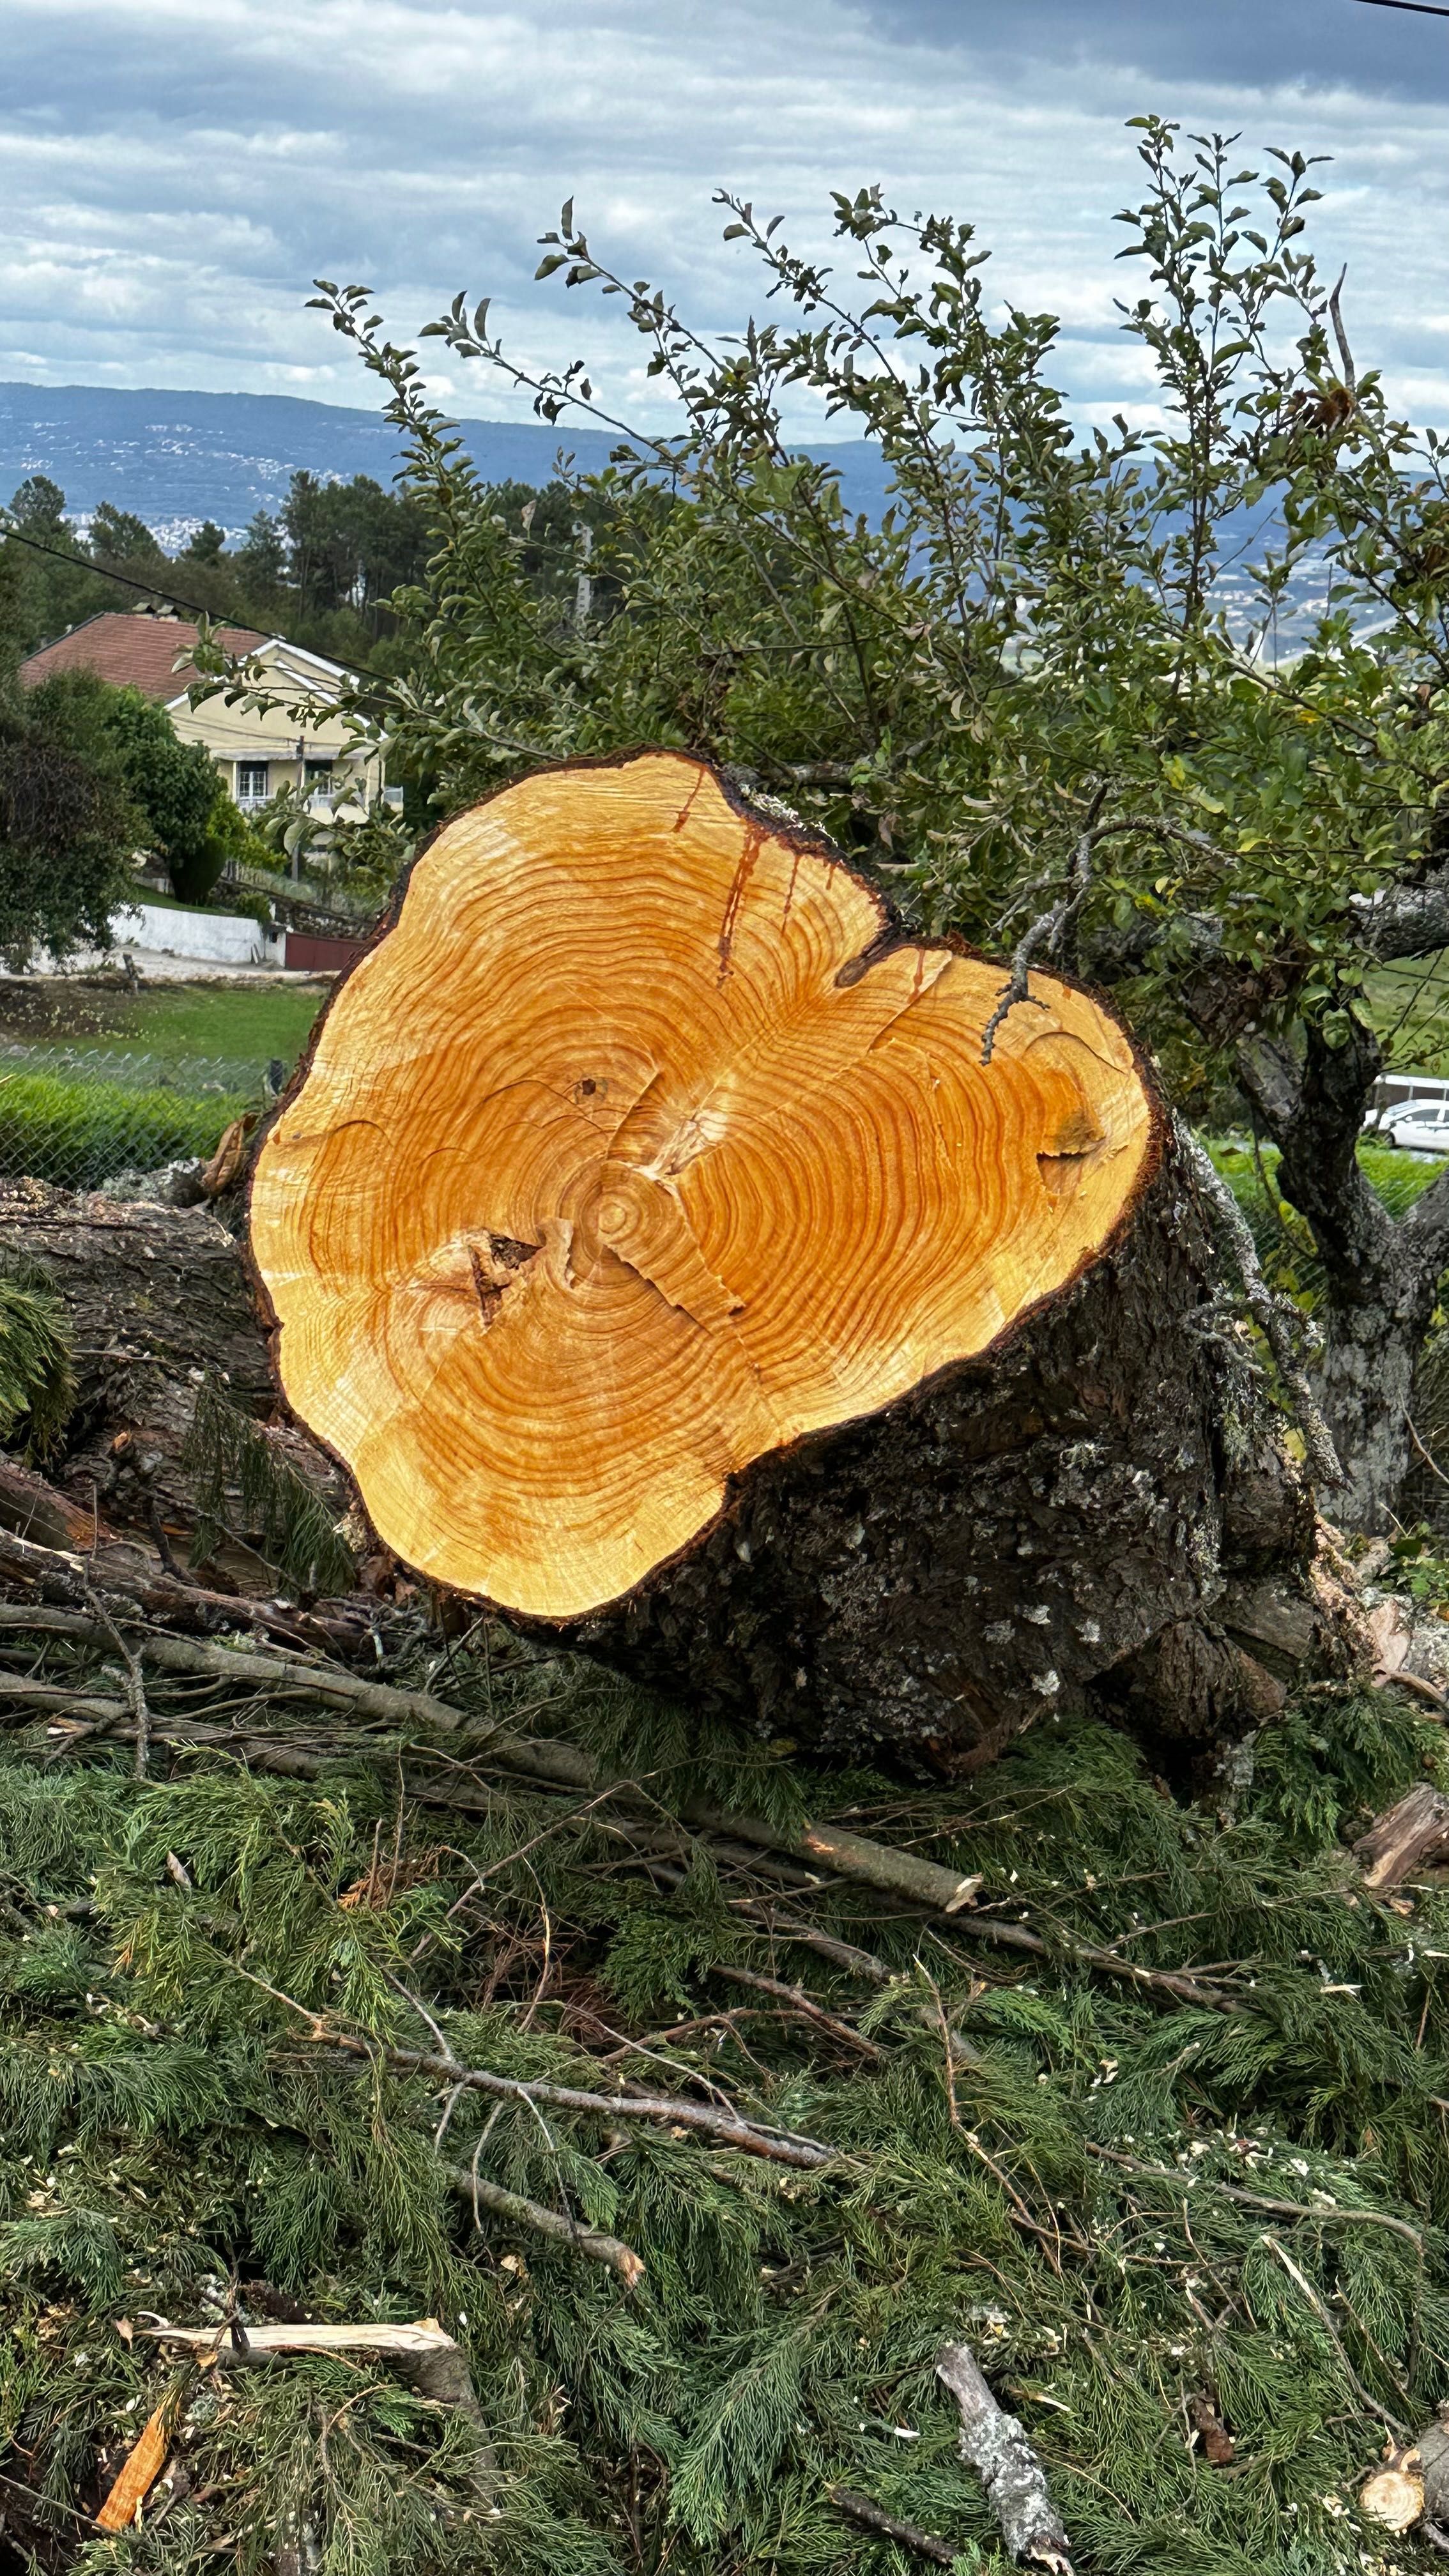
[574,523,593,634]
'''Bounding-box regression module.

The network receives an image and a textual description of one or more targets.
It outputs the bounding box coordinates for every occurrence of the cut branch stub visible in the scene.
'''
[250,752,1156,1630]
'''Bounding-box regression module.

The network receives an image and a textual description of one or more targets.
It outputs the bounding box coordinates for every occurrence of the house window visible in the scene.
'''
[305,758,334,785]
[236,762,269,807]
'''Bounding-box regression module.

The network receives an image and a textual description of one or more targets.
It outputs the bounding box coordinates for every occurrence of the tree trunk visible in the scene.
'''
[0,1179,343,1572]
[248,751,1319,1772]
[1234,1015,1449,1535]
[1315,1278,1432,1532]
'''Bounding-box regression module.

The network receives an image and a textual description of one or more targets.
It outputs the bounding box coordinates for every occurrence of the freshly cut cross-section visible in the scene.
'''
[249,751,1308,1768]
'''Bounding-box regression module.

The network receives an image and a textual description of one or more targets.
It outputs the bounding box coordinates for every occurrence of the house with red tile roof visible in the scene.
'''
[19,606,381,818]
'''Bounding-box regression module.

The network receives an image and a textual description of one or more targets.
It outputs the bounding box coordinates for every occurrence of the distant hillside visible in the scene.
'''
[0,381,892,549]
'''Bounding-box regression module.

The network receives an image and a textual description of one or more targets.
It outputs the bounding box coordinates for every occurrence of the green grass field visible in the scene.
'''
[0,976,329,1187]
[0,1066,254,1189]
[108,981,327,1064]
[0,976,327,1070]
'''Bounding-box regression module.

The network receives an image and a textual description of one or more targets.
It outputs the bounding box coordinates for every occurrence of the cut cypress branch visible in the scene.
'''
[0,1602,982,1913]
[301,2030,838,2168]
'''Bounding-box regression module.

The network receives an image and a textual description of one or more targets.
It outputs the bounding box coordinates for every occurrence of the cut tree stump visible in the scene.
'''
[247,751,1313,1770]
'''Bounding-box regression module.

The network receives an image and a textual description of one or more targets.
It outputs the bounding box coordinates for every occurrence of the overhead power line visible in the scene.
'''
[0,520,237,625]
[1353,0,1449,19]
[0,520,383,687]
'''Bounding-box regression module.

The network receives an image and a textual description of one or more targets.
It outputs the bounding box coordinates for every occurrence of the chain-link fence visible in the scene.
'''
[0,1046,277,1193]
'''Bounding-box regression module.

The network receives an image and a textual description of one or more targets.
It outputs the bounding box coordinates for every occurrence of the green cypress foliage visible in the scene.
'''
[181,1374,356,1598]
[0,1250,75,1456]
[0,1623,1445,2573]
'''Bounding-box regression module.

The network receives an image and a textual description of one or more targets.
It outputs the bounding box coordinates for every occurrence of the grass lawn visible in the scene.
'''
[112,981,328,1066]
[0,1066,252,1190]
[0,976,328,1071]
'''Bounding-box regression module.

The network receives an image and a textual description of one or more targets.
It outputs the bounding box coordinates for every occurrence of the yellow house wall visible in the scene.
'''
[167,654,381,804]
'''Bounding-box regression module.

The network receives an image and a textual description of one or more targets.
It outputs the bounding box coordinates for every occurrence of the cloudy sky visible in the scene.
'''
[5,0,1449,435]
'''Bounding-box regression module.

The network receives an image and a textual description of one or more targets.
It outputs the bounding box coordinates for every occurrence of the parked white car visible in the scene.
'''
[1378,1100,1449,1156]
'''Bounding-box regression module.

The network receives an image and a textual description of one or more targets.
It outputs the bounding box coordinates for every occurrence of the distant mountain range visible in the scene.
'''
[0,380,892,551]
[0,379,1343,656]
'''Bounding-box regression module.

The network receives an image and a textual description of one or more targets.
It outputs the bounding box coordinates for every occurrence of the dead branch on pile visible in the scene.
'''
[80,1579,151,1778]
[0,1595,982,1916]
[712,1962,883,2059]
[0,1521,364,1655]
[445,2166,646,2288]
[141,2317,491,2449]
[828,2487,956,2564]
[936,2340,1073,2574]
[737,1892,1243,2017]
[304,2029,837,2169]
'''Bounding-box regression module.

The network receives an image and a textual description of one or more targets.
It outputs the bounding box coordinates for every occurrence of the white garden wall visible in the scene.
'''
[111,903,264,965]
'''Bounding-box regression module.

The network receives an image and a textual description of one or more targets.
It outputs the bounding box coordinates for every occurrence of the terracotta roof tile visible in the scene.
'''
[17,611,267,702]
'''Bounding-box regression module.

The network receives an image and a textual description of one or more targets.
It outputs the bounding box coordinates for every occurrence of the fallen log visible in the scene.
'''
[248,750,1312,1770]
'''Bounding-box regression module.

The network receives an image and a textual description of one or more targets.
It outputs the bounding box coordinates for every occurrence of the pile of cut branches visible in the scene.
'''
[1,1541,1449,2576]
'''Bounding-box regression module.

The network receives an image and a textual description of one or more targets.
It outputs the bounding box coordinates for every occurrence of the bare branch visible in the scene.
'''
[936,2341,1074,2573]
[1328,265,1357,398]
[1177,1123,1345,1489]
[981,803,1229,1064]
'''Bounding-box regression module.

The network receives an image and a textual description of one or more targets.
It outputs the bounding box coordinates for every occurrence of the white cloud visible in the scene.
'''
[3,0,1449,437]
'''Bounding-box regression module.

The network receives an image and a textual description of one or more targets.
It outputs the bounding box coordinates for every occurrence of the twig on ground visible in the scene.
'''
[712,1962,882,2058]
[947,1906,1243,2012]
[445,2165,645,2289]
[827,2487,955,2564]
[80,1579,151,1777]
[140,2317,493,2464]
[936,2340,1074,2573]
[0,1600,981,1915]
[284,2020,838,2169]
[1260,2232,1409,2437]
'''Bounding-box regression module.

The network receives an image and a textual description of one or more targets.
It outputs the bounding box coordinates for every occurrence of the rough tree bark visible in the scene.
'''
[1232,1012,1449,1534]
[935,2341,1073,2573]
[0,1179,344,1577]
[1087,882,1449,1535]
[245,750,1322,1772]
